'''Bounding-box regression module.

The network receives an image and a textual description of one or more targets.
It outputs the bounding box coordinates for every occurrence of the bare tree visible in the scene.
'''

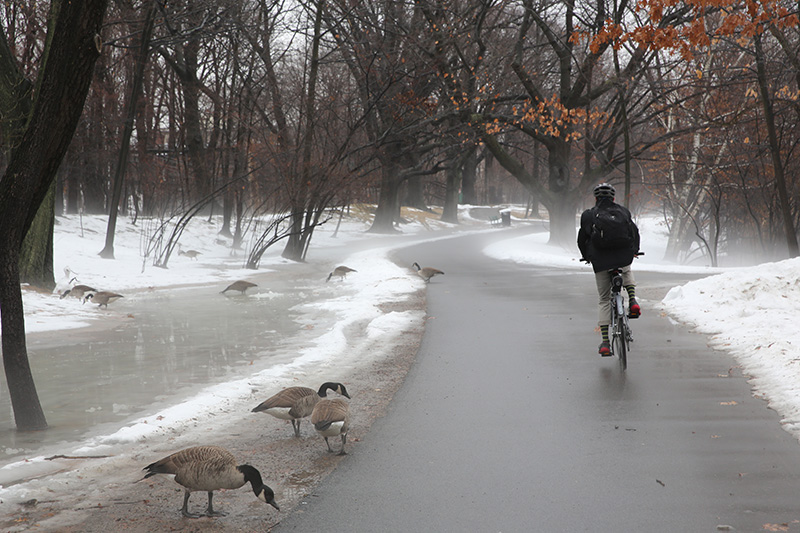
[323,0,444,233]
[1,4,53,289]
[451,0,696,245]
[753,32,798,257]
[0,0,107,430]
[100,0,159,259]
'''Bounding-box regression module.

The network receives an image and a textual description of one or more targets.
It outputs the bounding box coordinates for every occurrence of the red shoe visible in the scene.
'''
[628,298,641,319]
[598,341,612,357]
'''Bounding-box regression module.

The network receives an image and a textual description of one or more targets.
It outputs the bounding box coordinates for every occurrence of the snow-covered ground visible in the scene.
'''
[0,206,481,502]
[2,205,799,507]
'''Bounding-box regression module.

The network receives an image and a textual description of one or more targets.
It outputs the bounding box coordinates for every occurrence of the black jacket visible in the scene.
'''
[577,198,640,273]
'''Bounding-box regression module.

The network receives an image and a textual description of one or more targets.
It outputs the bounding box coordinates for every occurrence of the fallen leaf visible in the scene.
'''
[763,524,789,532]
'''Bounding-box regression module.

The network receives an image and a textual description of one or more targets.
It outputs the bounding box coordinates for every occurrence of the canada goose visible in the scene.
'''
[85,291,123,308]
[60,284,97,301]
[179,249,202,260]
[142,445,279,518]
[326,266,357,282]
[311,397,351,455]
[412,262,445,283]
[53,268,77,295]
[252,382,351,437]
[221,280,257,294]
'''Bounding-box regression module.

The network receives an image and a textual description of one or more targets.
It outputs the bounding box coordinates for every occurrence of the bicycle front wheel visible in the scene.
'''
[613,317,628,370]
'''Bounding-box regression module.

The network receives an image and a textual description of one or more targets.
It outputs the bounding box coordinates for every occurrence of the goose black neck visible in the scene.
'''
[238,464,264,491]
[318,382,336,397]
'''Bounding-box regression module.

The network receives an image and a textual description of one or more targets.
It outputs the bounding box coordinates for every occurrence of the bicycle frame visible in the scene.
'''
[609,268,632,370]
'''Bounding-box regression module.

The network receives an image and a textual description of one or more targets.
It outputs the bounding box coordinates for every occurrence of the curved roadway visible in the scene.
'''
[274,226,800,532]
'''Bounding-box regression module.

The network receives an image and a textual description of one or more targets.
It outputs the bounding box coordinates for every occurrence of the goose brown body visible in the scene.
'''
[143,445,279,518]
[85,291,123,308]
[412,262,444,283]
[326,266,357,282]
[252,382,350,437]
[179,249,202,260]
[311,398,351,455]
[60,284,96,300]
[221,280,257,294]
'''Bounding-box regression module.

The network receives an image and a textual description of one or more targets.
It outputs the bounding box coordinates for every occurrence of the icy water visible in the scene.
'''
[0,273,333,464]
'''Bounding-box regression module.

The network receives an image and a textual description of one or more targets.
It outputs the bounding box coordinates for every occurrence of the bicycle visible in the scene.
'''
[581,253,642,370]
[608,266,633,370]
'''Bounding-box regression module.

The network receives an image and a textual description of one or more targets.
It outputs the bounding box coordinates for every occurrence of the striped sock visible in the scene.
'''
[601,325,609,342]
[626,285,636,299]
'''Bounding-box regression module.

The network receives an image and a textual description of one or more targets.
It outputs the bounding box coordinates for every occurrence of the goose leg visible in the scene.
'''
[292,419,301,437]
[338,434,347,456]
[324,436,333,453]
[181,490,202,518]
[205,491,227,517]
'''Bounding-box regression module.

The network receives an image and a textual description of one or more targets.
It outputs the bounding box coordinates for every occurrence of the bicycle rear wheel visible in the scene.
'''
[613,315,628,370]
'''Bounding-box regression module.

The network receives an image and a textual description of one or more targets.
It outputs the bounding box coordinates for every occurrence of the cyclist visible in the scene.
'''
[577,183,641,356]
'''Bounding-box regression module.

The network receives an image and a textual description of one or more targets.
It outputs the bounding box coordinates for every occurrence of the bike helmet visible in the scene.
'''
[593,183,616,198]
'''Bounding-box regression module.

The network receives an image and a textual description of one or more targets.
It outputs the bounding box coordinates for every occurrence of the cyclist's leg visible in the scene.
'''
[595,270,612,355]
[595,269,612,324]
[620,264,635,286]
[621,265,640,318]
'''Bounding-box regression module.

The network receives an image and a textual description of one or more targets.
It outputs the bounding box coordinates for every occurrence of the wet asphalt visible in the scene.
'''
[273,226,800,532]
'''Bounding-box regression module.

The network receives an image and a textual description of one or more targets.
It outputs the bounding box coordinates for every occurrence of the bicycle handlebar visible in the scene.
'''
[579,252,644,264]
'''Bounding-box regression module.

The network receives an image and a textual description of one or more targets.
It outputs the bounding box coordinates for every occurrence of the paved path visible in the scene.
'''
[274,227,800,532]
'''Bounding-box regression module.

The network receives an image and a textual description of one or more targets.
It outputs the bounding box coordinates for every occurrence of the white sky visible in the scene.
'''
[2,206,800,511]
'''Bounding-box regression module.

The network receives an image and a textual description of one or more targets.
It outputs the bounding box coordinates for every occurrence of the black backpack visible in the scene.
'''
[591,204,634,250]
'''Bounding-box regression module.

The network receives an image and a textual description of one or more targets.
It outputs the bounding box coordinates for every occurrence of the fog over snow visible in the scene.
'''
[1,205,799,512]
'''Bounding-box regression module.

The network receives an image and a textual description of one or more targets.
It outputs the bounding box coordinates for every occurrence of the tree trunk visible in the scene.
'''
[404,176,427,210]
[0,30,33,150]
[482,129,580,245]
[440,162,460,223]
[282,0,323,262]
[65,160,81,214]
[219,113,250,241]
[0,250,45,429]
[0,0,107,430]
[220,188,234,238]
[19,180,56,289]
[663,205,696,262]
[282,207,307,261]
[542,140,579,245]
[369,162,402,233]
[2,12,55,291]
[754,34,799,258]
[547,193,579,246]
[460,147,478,205]
[233,190,244,250]
[178,41,212,205]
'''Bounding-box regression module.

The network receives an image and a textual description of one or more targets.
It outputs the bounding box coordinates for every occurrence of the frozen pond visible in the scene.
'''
[0,272,333,466]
